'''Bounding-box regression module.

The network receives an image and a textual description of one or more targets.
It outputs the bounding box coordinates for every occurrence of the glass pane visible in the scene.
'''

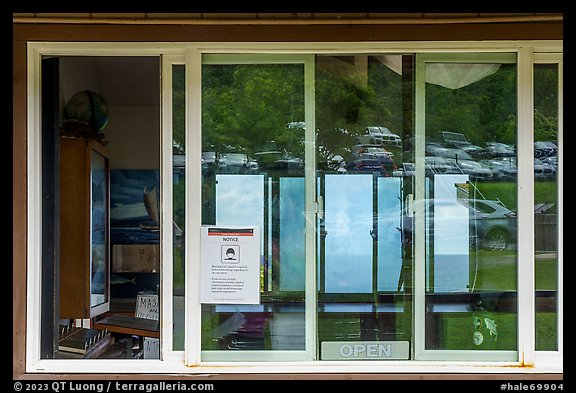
[172,64,186,351]
[91,150,108,308]
[377,177,403,292]
[423,61,518,351]
[200,62,306,354]
[324,174,373,293]
[279,177,306,291]
[316,55,412,360]
[534,63,559,351]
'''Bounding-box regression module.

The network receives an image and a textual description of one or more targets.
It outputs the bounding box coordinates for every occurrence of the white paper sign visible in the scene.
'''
[135,294,159,359]
[135,294,159,320]
[200,226,261,304]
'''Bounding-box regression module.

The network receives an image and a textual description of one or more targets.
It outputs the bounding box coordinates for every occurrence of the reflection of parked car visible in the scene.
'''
[266,157,304,172]
[348,144,395,174]
[403,198,517,251]
[428,147,473,161]
[393,158,455,178]
[351,144,394,159]
[202,151,217,165]
[541,156,557,174]
[359,126,402,147]
[427,147,491,180]
[425,142,445,156]
[483,142,516,158]
[534,141,557,158]
[498,156,556,179]
[460,199,517,251]
[534,158,555,178]
[459,144,486,158]
[441,131,472,147]
[393,162,415,177]
[480,159,518,180]
[253,150,303,174]
[348,157,391,174]
[440,131,485,157]
[425,156,454,175]
[218,153,249,173]
[450,159,493,180]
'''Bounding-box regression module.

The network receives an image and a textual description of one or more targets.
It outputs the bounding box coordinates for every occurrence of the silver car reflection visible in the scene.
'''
[402,198,517,252]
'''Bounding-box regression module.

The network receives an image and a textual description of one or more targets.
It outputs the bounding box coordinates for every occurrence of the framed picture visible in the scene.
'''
[110,170,160,244]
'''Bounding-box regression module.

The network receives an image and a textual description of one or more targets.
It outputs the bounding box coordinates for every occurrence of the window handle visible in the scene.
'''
[406,194,414,217]
[316,195,324,221]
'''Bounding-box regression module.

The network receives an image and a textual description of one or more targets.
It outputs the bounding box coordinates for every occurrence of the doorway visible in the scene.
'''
[41,56,162,359]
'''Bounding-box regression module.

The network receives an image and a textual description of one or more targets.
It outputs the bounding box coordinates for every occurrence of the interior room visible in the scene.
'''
[55,56,162,359]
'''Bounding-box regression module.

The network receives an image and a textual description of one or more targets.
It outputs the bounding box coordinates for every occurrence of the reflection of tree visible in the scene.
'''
[534,65,559,142]
[315,59,403,166]
[171,59,558,166]
[172,65,186,151]
[202,64,305,158]
[425,64,519,145]
[316,60,401,134]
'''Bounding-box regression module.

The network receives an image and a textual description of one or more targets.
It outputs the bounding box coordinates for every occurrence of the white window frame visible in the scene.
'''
[25,40,562,374]
[532,52,563,370]
[414,52,519,362]
[188,53,317,364]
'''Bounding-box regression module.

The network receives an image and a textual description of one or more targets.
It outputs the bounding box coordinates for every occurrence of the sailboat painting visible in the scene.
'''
[110,170,160,244]
[140,185,160,231]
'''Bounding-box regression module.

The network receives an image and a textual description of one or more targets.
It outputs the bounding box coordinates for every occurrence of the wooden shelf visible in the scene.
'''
[93,314,160,338]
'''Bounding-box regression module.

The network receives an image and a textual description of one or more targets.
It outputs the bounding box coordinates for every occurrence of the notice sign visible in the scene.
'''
[200,226,261,304]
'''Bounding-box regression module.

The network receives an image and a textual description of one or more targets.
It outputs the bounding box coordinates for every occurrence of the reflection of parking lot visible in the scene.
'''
[388,138,557,181]
[403,197,517,252]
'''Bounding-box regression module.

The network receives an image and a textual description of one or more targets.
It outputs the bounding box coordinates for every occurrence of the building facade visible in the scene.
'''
[13,13,563,380]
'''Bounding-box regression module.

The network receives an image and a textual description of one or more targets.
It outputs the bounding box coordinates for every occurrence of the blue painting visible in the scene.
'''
[110,170,160,244]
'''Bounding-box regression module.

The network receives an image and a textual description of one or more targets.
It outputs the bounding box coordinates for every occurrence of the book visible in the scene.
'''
[58,326,111,355]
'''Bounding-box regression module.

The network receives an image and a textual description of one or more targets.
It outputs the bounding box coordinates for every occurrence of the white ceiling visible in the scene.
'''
[93,57,160,107]
[60,56,160,107]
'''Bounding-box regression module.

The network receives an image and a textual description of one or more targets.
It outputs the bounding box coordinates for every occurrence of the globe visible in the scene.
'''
[64,90,109,132]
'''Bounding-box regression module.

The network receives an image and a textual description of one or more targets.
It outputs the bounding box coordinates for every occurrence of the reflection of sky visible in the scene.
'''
[324,174,373,293]
[432,174,470,292]
[216,175,264,252]
[210,173,471,294]
[279,178,306,291]
[377,177,402,292]
[214,176,306,293]
[433,175,469,255]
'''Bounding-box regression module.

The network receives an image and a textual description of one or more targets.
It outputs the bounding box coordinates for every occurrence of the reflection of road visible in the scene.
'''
[535,252,558,260]
[473,251,517,267]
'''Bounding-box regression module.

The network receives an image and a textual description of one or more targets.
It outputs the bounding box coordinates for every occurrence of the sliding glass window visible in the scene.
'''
[199,55,314,361]
[534,61,561,352]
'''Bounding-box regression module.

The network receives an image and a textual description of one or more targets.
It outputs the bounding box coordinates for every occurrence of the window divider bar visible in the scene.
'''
[184,48,203,367]
[160,55,175,356]
[413,54,427,360]
[26,44,43,369]
[304,55,317,359]
[557,59,563,355]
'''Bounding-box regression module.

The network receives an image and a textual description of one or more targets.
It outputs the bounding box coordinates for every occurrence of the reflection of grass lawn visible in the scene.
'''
[441,312,516,350]
[475,181,557,212]
[439,250,558,351]
[441,311,556,351]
